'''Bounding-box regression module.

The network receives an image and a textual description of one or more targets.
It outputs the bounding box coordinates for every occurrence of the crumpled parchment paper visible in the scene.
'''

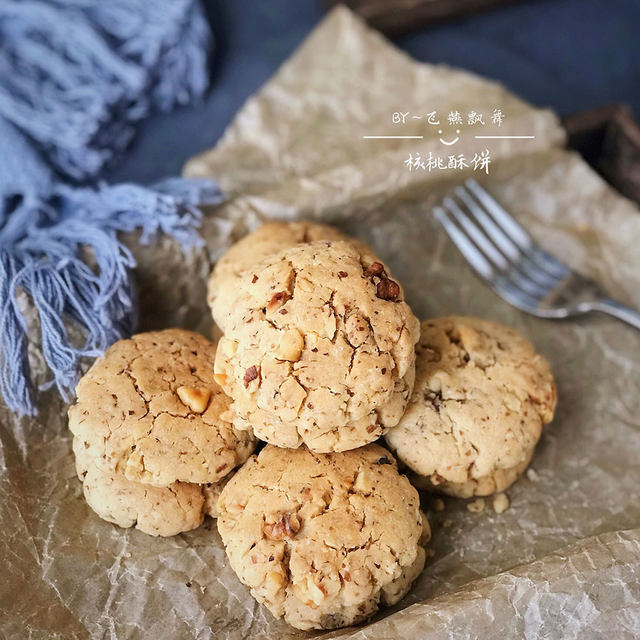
[2,7,640,639]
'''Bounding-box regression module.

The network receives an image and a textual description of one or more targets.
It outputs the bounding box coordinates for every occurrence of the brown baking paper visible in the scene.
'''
[2,7,640,639]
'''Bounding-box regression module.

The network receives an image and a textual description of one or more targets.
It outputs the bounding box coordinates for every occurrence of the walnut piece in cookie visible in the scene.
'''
[385,316,557,498]
[213,240,420,452]
[68,329,255,487]
[207,221,376,332]
[216,444,429,631]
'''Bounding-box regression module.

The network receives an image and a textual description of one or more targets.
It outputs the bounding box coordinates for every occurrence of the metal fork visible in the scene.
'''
[433,178,640,330]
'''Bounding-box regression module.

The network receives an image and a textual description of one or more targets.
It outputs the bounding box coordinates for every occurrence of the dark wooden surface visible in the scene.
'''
[564,104,640,205]
[326,0,525,35]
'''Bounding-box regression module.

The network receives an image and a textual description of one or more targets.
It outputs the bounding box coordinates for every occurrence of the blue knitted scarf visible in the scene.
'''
[0,0,223,416]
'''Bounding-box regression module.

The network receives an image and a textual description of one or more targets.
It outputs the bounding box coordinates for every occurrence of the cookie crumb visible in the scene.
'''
[442,519,453,528]
[492,493,510,514]
[420,511,431,544]
[526,468,539,482]
[467,498,485,513]
[433,498,445,512]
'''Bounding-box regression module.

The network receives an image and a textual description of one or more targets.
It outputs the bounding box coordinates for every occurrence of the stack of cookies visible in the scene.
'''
[68,221,557,631]
[68,330,255,537]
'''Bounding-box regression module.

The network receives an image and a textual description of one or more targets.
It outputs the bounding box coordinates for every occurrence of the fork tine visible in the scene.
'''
[465,179,532,248]
[464,179,570,279]
[434,205,540,312]
[433,206,494,280]
[492,275,543,313]
[456,183,564,288]
[446,195,551,300]
[442,197,508,269]
[454,186,521,262]
[511,251,561,288]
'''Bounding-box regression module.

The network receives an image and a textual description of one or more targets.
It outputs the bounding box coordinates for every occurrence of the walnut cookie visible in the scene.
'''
[213,240,420,452]
[68,329,255,488]
[385,316,557,498]
[216,444,430,631]
[208,221,376,332]
[72,436,228,537]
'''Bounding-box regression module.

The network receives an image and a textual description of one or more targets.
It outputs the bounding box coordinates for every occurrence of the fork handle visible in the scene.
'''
[591,298,640,330]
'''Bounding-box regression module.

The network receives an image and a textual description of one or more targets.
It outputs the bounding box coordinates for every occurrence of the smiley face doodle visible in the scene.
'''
[438,128,460,146]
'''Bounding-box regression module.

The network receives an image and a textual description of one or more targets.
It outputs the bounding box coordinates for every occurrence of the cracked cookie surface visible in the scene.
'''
[73,436,223,536]
[217,444,429,630]
[213,240,419,452]
[385,316,557,497]
[73,437,231,536]
[208,221,374,332]
[68,329,255,487]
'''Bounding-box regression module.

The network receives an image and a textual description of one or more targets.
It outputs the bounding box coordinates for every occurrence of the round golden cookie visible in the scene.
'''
[72,431,232,537]
[73,436,215,536]
[213,240,420,452]
[385,316,557,498]
[208,221,373,332]
[68,329,255,487]
[217,444,429,631]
